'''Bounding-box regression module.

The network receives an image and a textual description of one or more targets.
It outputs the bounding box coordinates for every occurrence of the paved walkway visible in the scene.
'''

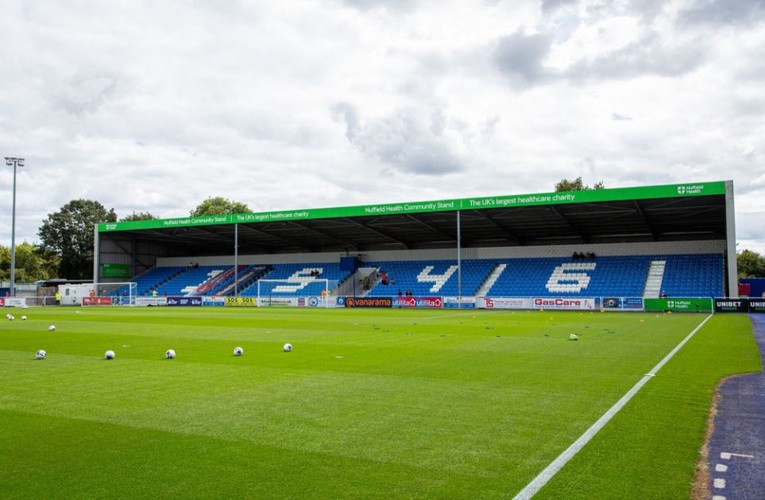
[706,315,765,499]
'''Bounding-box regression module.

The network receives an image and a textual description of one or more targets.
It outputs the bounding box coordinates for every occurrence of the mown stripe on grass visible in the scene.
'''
[513,314,713,500]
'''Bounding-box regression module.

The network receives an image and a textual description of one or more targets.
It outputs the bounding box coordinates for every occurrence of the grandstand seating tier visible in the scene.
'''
[123,254,724,299]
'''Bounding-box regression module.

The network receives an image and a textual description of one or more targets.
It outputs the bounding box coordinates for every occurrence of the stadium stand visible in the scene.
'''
[154,265,231,296]
[365,260,496,297]
[658,254,724,298]
[123,253,724,300]
[134,266,186,296]
[240,263,352,297]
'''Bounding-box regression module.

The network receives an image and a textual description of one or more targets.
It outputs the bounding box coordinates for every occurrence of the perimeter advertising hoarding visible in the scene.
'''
[442,297,477,309]
[394,296,443,308]
[135,297,168,306]
[298,296,327,307]
[2,297,26,307]
[713,299,749,313]
[342,297,392,308]
[477,297,532,310]
[226,297,257,307]
[167,296,202,307]
[202,296,226,307]
[533,297,597,311]
[82,297,112,306]
[644,298,713,313]
[257,297,298,307]
[98,182,726,233]
[602,297,645,311]
[749,299,765,313]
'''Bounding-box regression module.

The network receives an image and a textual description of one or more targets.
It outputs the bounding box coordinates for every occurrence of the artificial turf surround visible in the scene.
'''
[0,307,759,499]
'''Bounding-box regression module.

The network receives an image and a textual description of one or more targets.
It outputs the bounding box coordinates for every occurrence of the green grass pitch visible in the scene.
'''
[1,307,760,499]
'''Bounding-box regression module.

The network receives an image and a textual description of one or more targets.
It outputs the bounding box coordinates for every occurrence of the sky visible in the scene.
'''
[1,0,764,254]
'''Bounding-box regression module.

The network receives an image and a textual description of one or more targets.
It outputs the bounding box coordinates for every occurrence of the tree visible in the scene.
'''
[38,199,117,279]
[121,211,158,222]
[554,177,605,192]
[737,249,765,278]
[190,197,250,216]
[1,242,59,283]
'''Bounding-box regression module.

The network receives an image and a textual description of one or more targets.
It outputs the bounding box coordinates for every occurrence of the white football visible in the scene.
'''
[165,349,176,359]
[35,349,46,360]
[8,315,14,321]
[105,350,115,360]
[48,325,56,331]
[21,315,27,321]
[283,343,292,352]
[233,346,243,356]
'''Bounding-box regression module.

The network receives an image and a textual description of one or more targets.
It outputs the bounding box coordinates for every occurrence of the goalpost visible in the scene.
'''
[95,282,138,306]
[256,278,335,308]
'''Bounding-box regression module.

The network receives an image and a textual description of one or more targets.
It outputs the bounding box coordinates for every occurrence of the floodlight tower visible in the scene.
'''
[5,157,24,298]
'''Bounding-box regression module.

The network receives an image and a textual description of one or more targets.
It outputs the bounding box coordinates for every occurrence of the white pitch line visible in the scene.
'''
[512,314,713,500]
[721,452,755,460]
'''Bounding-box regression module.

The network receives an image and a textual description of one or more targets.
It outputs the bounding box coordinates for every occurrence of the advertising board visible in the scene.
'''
[226,297,257,307]
[2,297,26,308]
[342,297,392,308]
[644,298,713,313]
[202,296,226,307]
[749,299,765,313]
[477,297,532,310]
[532,297,596,310]
[135,297,168,306]
[167,296,202,307]
[82,297,113,306]
[393,296,443,308]
[713,299,749,313]
[602,297,644,311]
[442,297,477,309]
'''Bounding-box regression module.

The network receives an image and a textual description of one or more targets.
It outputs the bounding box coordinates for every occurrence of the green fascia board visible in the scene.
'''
[98,181,727,233]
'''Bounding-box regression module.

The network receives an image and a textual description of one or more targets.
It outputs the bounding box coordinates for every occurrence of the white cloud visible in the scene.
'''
[0,0,764,255]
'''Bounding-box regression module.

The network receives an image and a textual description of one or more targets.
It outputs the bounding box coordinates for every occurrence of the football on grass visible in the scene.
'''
[48,325,56,331]
[165,349,176,359]
[233,346,243,356]
[283,343,292,352]
[105,350,115,360]
[35,350,46,360]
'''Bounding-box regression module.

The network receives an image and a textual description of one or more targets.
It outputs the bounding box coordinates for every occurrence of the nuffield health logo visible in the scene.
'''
[677,184,704,195]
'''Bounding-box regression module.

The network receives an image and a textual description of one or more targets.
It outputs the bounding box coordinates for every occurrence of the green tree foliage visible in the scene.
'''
[737,249,765,278]
[38,199,117,279]
[554,177,605,192]
[121,211,158,222]
[0,242,59,283]
[190,197,250,216]
[0,245,8,281]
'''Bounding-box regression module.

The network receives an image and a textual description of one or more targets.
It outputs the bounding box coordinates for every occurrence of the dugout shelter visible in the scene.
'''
[93,180,737,298]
